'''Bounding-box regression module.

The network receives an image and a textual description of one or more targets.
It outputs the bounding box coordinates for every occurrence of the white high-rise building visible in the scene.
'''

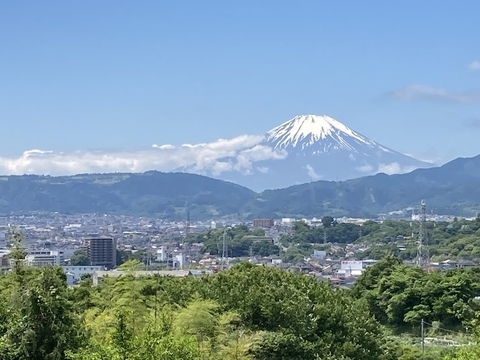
[24,250,64,267]
[156,246,167,262]
[175,253,186,269]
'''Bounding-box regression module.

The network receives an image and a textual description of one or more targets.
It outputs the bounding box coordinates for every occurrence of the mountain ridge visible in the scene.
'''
[0,154,478,219]
[257,154,480,218]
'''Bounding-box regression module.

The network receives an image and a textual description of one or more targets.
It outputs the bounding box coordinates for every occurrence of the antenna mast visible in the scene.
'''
[416,199,428,267]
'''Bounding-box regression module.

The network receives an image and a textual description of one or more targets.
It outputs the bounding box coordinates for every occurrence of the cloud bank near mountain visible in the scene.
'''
[0,135,287,176]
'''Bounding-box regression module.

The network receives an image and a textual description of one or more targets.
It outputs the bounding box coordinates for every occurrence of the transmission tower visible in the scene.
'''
[184,209,191,268]
[416,199,429,267]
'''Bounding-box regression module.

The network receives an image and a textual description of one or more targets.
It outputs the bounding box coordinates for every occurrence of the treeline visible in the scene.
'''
[352,256,480,329]
[281,217,480,261]
[190,225,280,257]
[284,217,365,244]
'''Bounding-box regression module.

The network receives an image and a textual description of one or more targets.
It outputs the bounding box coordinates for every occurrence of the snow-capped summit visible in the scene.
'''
[177,114,434,191]
[231,114,433,190]
[266,114,388,153]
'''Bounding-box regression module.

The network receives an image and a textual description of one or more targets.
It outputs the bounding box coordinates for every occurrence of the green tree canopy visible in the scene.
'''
[70,250,89,266]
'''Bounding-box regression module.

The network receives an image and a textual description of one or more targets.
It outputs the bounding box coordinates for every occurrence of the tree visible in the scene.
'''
[8,228,27,275]
[250,332,316,360]
[173,299,220,356]
[0,266,84,359]
[202,263,384,359]
[117,259,143,271]
[200,226,279,257]
[352,257,480,329]
[321,216,335,228]
[67,311,201,360]
[70,250,89,266]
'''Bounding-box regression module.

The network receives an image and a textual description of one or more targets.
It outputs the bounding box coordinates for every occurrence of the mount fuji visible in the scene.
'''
[218,115,432,190]
[265,114,393,154]
[267,115,431,182]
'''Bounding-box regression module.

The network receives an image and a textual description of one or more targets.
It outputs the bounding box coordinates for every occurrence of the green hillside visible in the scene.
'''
[0,155,480,219]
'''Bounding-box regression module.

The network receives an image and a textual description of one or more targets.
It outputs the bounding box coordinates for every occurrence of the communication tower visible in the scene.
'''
[416,199,429,267]
[184,209,191,268]
[186,210,190,238]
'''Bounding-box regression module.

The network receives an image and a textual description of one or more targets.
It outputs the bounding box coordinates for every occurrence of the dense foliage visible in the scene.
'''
[0,258,387,359]
[0,230,83,359]
[281,217,480,262]
[191,225,279,257]
[70,250,89,266]
[3,230,480,359]
[2,260,480,359]
[352,256,480,329]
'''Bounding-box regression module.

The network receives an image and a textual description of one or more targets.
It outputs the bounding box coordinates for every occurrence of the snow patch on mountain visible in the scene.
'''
[265,114,390,153]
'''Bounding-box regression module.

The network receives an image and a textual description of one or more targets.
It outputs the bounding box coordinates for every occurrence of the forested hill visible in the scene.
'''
[0,172,255,220]
[0,154,480,219]
[256,154,480,218]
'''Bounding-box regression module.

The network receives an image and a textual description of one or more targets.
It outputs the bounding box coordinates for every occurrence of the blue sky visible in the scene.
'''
[0,1,479,176]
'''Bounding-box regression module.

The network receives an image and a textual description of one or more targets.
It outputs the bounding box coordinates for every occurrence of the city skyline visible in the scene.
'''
[1,1,479,176]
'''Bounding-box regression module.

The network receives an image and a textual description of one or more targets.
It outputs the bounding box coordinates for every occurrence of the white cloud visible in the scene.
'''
[152,144,175,150]
[0,135,288,177]
[377,163,416,175]
[469,61,480,70]
[356,164,374,173]
[391,84,480,103]
[230,144,287,175]
[306,165,323,181]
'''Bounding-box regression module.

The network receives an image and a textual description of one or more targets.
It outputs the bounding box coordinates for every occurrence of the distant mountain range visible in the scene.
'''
[0,172,254,220]
[180,114,432,190]
[0,154,479,220]
[256,154,480,219]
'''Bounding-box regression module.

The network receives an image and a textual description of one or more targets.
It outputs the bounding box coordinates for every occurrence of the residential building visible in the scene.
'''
[24,250,64,267]
[156,246,168,262]
[0,250,10,270]
[62,265,104,282]
[85,237,117,269]
[253,219,274,228]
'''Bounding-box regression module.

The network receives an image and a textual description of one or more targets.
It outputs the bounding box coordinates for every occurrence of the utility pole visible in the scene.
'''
[421,318,425,354]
